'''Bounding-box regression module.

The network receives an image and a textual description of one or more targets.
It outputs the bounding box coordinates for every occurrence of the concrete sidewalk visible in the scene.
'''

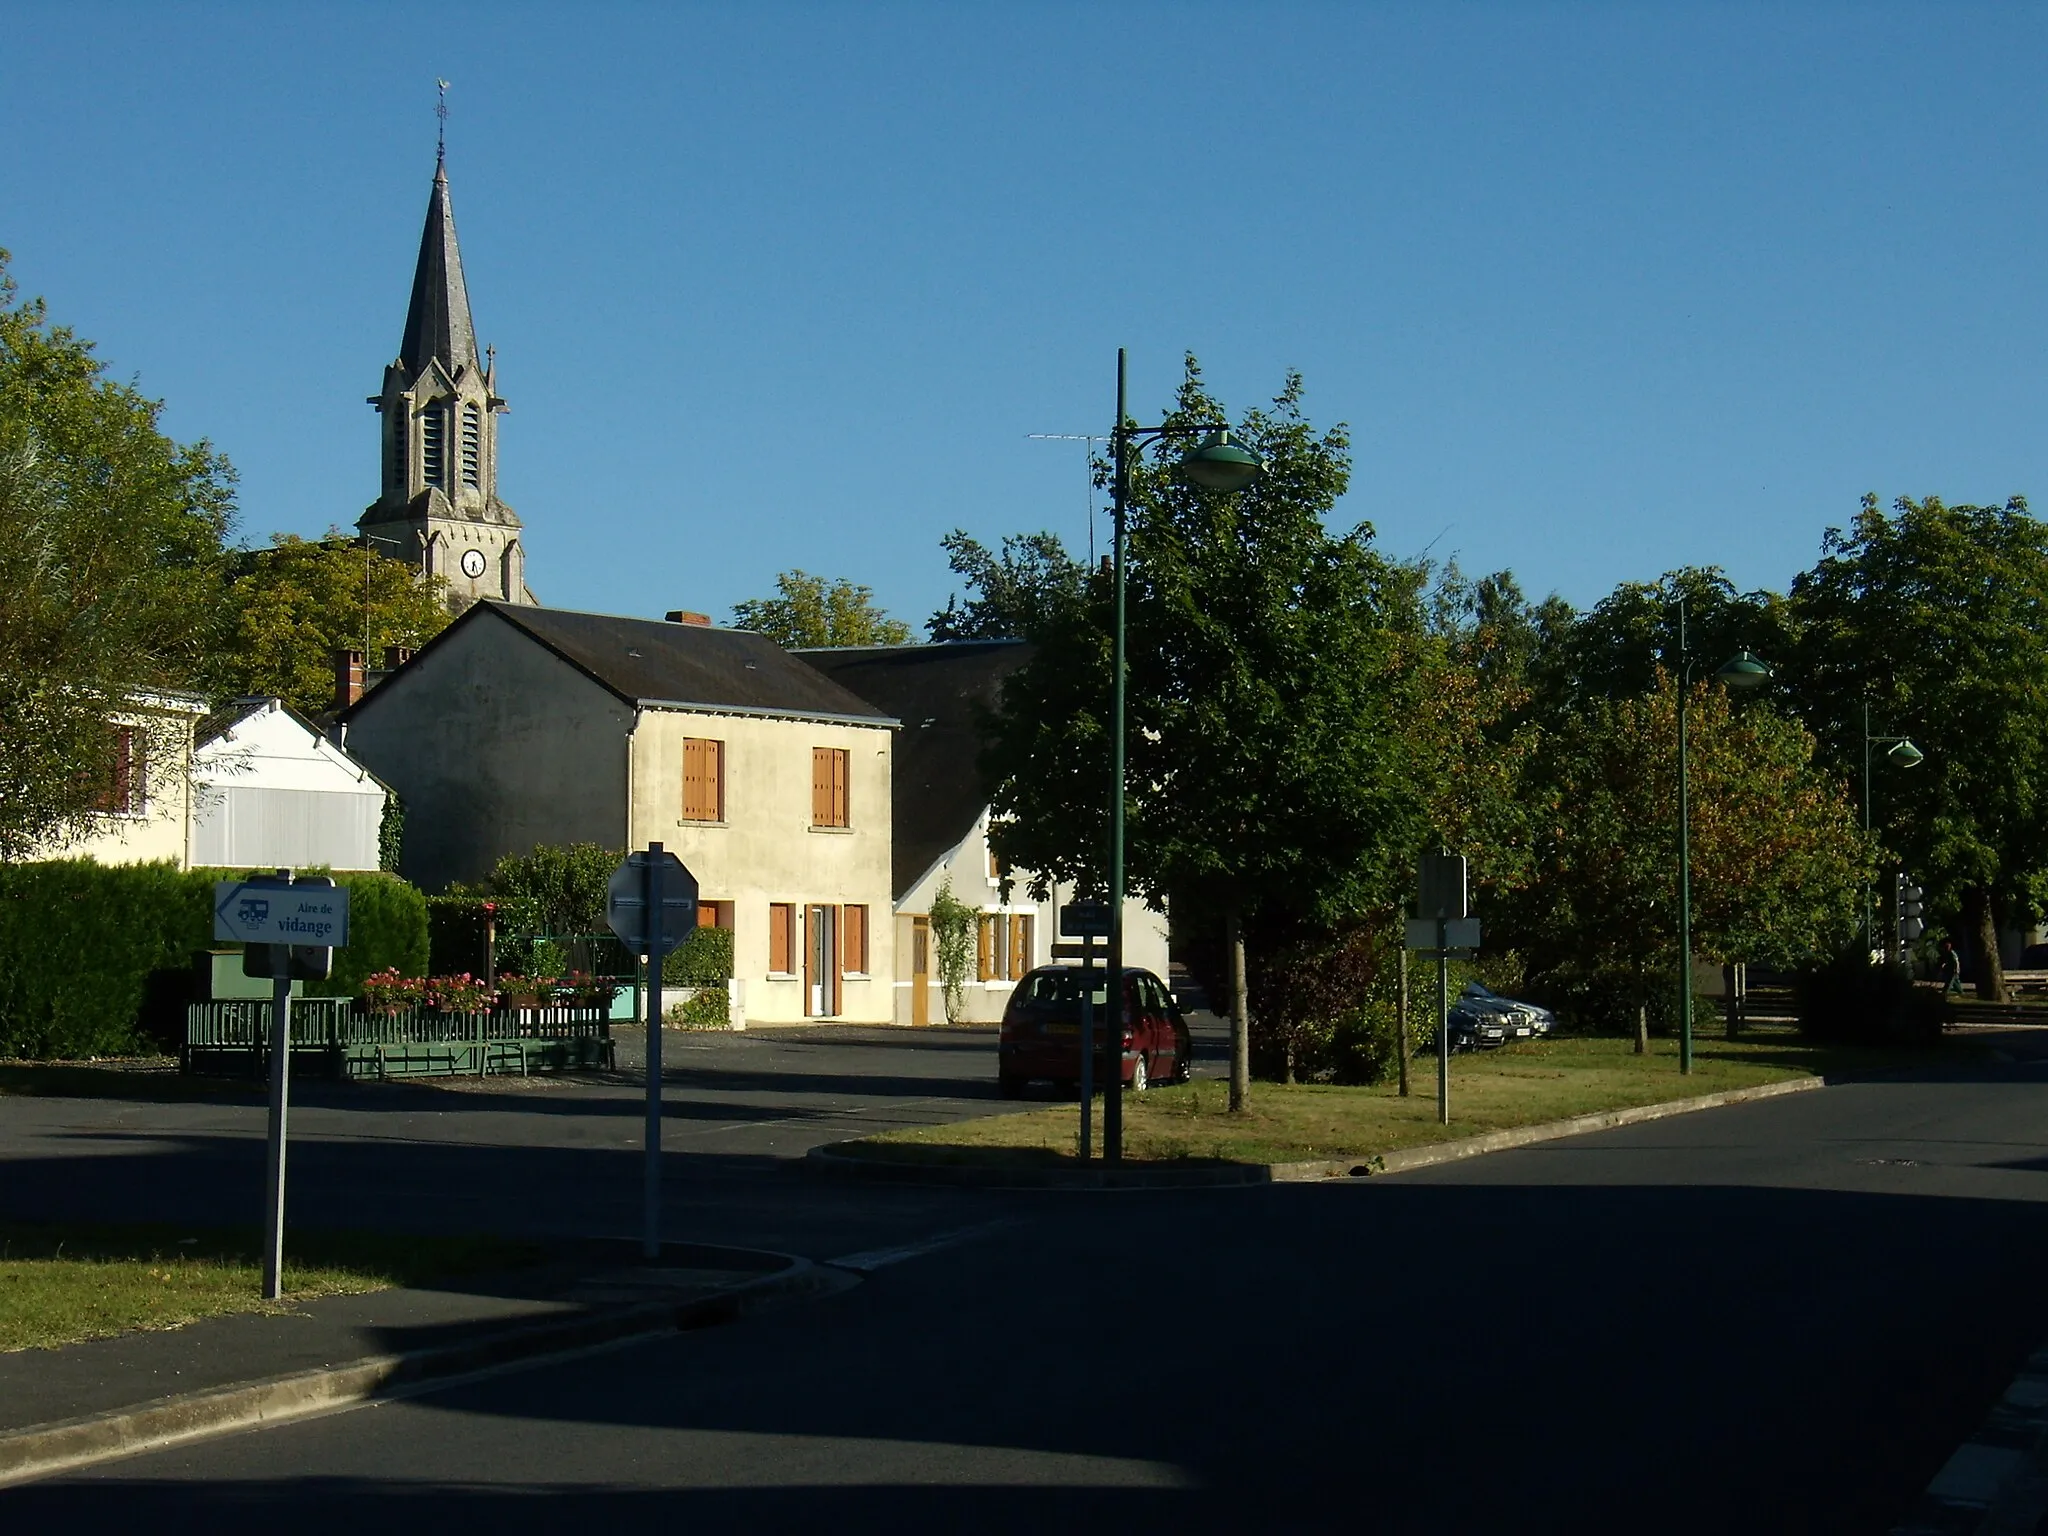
[0,1238,849,1486]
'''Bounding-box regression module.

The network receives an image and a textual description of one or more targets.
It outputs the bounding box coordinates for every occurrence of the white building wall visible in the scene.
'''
[192,702,387,871]
[893,809,1169,1026]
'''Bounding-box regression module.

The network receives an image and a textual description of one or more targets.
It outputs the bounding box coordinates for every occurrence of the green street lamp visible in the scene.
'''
[1103,349,1263,1162]
[1674,610,1771,1075]
[1862,701,1926,958]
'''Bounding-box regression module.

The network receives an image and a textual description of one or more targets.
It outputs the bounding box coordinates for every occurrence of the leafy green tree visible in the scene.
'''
[928,530,1089,641]
[486,842,622,933]
[985,359,1439,1101]
[0,253,237,860]
[1783,493,2048,1000]
[206,532,451,715]
[731,570,912,648]
[1499,672,1867,1030]
[929,877,975,1024]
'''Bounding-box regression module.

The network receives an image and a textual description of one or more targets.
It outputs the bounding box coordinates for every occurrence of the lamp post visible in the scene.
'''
[1861,699,1925,960]
[1104,347,1262,1162]
[359,533,405,660]
[1672,596,1771,1074]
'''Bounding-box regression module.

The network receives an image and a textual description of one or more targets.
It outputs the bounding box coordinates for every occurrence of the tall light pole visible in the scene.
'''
[1861,699,1924,959]
[1672,595,1771,1074]
[1105,347,1262,1161]
[359,532,405,660]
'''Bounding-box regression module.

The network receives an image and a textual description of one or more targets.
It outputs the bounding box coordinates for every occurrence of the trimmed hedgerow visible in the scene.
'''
[0,863,433,1059]
[0,860,211,1058]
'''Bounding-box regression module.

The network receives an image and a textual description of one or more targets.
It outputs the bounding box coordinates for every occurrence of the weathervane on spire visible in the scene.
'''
[435,78,451,165]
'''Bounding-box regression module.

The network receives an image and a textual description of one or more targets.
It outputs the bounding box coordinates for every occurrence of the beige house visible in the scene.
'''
[339,603,898,1024]
[35,689,208,868]
[802,642,1167,1026]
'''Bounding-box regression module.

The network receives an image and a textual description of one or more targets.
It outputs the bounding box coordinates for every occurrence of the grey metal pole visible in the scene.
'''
[1105,347,1129,1164]
[1435,916,1449,1125]
[261,869,292,1301]
[1078,939,1094,1162]
[1862,698,1873,962]
[1676,598,1694,1075]
[1397,942,1411,1098]
[643,843,664,1260]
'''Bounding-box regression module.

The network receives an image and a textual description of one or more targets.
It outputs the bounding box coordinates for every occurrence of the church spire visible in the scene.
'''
[398,153,479,377]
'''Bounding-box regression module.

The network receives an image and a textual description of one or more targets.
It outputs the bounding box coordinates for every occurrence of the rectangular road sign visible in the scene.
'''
[214,881,349,947]
[1059,900,1112,938]
[1405,917,1481,953]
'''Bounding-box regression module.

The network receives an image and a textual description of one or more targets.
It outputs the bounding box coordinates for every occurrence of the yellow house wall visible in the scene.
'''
[37,707,198,869]
[627,708,895,1024]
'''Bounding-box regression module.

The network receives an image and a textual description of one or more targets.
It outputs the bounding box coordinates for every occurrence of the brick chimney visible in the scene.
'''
[382,645,415,670]
[333,649,366,713]
[664,611,713,626]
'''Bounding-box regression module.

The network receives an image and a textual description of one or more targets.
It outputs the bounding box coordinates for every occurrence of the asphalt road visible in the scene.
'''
[5,1031,2048,1531]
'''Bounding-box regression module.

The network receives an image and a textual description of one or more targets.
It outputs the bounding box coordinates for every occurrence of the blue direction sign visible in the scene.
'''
[213,880,350,947]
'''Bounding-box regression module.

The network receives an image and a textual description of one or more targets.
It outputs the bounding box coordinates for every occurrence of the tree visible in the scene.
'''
[929,878,974,1024]
[984,359,1438,1101]
[486,842,622,934]
[0,252,237,860]
[731,571,912,649]
[1783,494,2048,1000]
[205,532,451,716]
[1498,672,1867,1030]
[928,530,1088,641]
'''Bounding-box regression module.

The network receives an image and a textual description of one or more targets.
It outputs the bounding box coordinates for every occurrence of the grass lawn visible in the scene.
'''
[852,1028,1977,1169]
[0,1224,539,1353]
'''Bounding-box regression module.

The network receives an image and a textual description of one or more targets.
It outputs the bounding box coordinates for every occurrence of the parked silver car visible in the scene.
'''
[1458,982,1555,1039]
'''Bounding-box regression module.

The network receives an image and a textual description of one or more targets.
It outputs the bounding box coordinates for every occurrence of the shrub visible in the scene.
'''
[669,925,733,987]
[427,894,545,977]
[929,879,974,1024]
[485,843,621,934]
[0,860,211,1058]
[1794,949,1948,1047]
[194,868,428,1001]
[665,986,730,1029]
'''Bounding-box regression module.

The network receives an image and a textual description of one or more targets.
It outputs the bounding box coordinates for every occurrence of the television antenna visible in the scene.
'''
[1026,433,1109,565]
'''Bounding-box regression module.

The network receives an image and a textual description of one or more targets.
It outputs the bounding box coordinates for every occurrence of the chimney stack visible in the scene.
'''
[333,649,366,713]
[382,645,415,670]
[664,611,713,626]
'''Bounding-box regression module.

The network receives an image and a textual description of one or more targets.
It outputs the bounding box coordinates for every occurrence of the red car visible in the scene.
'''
[997,966,1192,1098]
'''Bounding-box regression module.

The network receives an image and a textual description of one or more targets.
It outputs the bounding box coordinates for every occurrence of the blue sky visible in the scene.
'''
[5,2,2044,630]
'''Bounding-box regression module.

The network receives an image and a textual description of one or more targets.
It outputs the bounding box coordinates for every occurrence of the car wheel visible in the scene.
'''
[1129,1053,1149,1093]
[998,1073,1024,1099]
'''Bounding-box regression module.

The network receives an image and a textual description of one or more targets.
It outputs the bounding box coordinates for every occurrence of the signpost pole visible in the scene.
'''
[1436,913,1450,1127]
[261,869,292,1301]
[1397,944,1411,1098]
[643,842,664,1261]
[1078,934,1094,1163]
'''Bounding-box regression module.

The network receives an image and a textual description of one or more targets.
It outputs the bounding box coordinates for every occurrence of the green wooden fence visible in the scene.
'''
[184,1002,614,1080]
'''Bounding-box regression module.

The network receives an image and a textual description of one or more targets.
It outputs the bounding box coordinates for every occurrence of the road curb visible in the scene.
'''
[0,1252,850,1489]
[1891,1343,2048,1535]
[806,1074,1829,1189]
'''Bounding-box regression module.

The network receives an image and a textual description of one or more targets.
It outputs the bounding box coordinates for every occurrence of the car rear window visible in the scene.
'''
[1011,970,1111,1012]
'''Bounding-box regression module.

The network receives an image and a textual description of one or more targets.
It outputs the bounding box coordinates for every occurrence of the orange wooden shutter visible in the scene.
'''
[769,904,791,973]
[812,748,831,823]
[1010,914,1032,979]
[710,739,724,820]
[977,916,993,981]
[842,905,867,973]
[833,749,848,825]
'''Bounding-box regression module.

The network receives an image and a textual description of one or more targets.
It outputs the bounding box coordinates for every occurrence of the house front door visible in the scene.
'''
[911,916,930,1027]
[806,904,838,1018]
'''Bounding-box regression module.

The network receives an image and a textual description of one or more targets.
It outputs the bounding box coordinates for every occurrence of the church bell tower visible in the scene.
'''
[359,146,534,610]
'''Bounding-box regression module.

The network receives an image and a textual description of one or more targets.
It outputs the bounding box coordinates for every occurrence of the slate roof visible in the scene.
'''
[798,640,1032,900]
[347,603,897,725]
[399,158,479,377]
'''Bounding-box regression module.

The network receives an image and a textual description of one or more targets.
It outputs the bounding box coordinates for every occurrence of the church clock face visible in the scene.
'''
[460,548,487,579]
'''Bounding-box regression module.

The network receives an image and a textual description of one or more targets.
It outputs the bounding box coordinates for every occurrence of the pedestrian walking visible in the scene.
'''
[1938,939,1963,994]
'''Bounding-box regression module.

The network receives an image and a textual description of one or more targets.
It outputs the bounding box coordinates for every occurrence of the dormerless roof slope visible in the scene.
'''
[345,602,896,725]
[798,640,1032,899]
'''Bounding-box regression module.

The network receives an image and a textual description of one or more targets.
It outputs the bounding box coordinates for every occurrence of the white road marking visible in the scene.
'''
[826,1220,1017,1274]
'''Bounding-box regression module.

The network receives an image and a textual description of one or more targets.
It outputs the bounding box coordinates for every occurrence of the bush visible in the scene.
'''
[1794,949,1948,1047]
[0,860,211,1058]
[426,894,544,977]
[669,925,733,987]
[197,868,427,1001]
[485,843,620,934]
[665,986,731,1029]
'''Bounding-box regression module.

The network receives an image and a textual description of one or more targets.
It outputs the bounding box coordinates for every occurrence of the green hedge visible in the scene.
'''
[0,862,432,1059]
[0,860,211,1058]
[670,925,734,987]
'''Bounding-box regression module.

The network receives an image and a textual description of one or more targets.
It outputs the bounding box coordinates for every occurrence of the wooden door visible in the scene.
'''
[911,916,931,1028]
